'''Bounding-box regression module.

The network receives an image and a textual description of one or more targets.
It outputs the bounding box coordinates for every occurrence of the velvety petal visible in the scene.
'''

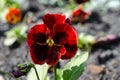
[27,24,50,47]
[46,45,66,65]
[81,11,90,22]
[61,44,77,59]
[53,23,78,59]
[72,8,82,17]
[30,44,48,65]
[43,14,66,33]
[53,23,77,45]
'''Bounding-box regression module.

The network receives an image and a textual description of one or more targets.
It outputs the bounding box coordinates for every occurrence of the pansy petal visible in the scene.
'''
[43,14,66,32]
[54,14,66,23]
[65,18,71,25]
[30,44,48,65]
[9,7,21,14]
[46,45,66,65]
[53,23,77,45]
[27,24,50,46]
[61,44,77,59]
[53,23,78,59]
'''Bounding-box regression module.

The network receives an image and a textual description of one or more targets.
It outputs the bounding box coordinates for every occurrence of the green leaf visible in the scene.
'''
[78,33,86,48]
[20,26,27,35]
[17,63,27,68]
[0,0,5,11]
[4,25,27,46]
[21,66,32,73]
[65,0,78,10]
[78,33,95,50]
[5,0,20,8]
[4,36,17,46]
[56,69,63,80]
[63,52,89,80]
[85,35,95,44]
[27,64,49,80]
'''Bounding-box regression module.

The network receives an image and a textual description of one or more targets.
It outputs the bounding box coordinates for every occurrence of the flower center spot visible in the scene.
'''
[46,39,54,47]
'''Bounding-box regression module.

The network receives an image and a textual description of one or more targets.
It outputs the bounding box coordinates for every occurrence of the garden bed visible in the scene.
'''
[0,0,120,80]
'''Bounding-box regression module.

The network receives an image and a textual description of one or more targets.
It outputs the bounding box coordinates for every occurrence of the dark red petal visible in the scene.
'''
[53,23,78,59]
[81,11,90,22]
[72,8,81,17]
[27,24,50,47]
[46,45,66,65]
[53,23,77,45]
[61,44,77,59]
[65,18,71,25]
[30,44,48,65]
[43,14,66,33]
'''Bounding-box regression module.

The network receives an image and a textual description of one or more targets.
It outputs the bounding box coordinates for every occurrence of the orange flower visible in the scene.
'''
[6,7,21,24]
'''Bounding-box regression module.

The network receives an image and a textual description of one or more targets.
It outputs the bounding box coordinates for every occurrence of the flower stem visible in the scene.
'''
[54,65,57,80]
[33,65,40,80]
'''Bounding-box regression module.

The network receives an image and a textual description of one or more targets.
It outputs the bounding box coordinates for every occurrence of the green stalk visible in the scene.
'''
[54,65,57,80]
[33,65,40,80]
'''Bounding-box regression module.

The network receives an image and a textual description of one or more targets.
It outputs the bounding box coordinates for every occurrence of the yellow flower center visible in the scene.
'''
[46,38,54,47]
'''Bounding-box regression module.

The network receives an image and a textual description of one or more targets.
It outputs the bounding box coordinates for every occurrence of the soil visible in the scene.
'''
[0,1,120,80]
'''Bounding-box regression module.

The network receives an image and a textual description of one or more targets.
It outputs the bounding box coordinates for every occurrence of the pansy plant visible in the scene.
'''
[12,13,89,80]
[71,5,91,22]
[27,14,78,65]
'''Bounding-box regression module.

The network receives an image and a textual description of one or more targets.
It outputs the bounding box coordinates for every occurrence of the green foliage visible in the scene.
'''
[0,0,20,11]
[65,0,78,10]
[27,64,49,80]
[56,52,89,80]
[78,33,95,51]
[4,25,27,46]
[17,63,28,68]
[4,0,20,8]
[20,66,32,74]
[0,0,5,11]
[63,63,85,80]
[56,0,65,7]
[56,69,63,80]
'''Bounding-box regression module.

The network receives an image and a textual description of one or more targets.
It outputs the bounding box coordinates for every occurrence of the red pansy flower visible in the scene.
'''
[27,14,78,65]
[72,5,91,22]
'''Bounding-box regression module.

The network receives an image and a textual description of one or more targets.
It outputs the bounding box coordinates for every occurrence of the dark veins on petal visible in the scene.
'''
[53,32,68,44]
[27,24,50,46]
[47,46,65,65]
[34,33,48,43]
[61,44,77,59]
[30,44,48,64]
[43,14,56,32]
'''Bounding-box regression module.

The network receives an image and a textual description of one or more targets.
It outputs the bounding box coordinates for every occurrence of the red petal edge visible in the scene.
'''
[53,23,78,59]
[27,24,50,47]
[43,14,66,33]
